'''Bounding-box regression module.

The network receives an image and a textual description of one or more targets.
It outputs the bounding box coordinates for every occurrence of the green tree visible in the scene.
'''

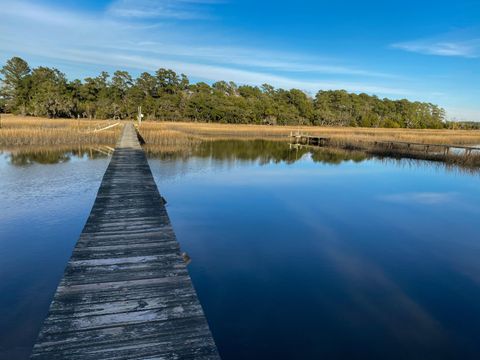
[111,70,133,119]
[0,57,31,114]
[28,67,71,118]
[156,68,181,94]
[0,57,448,128]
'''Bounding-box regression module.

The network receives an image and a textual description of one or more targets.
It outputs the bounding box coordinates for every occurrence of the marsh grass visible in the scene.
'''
[138,121,480,145]
[138,121,480,168]
[3,116,480,169]
[367,145,480,169]
[0,115,123,146]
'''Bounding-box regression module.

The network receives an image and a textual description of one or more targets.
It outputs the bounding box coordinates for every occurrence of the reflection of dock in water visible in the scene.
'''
[90,145,115,157]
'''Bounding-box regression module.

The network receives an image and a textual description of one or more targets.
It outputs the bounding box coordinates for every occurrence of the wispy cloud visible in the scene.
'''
[4,45,409,95]
[0,0,410,97]
[393,40,480,58]
[109,42,399,78]
[392,30,480,58]
[107,0,222,20]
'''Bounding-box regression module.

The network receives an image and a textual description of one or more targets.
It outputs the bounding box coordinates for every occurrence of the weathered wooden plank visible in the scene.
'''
[50,281,197,308]
[31,123,220,359]
[32,324,219,360]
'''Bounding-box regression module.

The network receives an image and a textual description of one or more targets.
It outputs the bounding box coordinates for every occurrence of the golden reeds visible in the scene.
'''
[0,115,123,146]
[2,116,480,170]
[138,121,480,145]
[137,121,480,170]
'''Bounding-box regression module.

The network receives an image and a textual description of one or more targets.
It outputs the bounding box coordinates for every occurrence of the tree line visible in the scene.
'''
[0,57,447,128]
[446,121,480,130]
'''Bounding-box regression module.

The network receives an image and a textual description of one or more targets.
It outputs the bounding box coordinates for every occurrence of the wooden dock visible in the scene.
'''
[372,140,480,155]
[289,133,480,156]
[289,132,331,146]
[31,123,220,360]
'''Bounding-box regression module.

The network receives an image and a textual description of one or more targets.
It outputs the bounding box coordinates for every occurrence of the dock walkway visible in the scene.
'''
[290,133,480,155]
[31,123,220,359]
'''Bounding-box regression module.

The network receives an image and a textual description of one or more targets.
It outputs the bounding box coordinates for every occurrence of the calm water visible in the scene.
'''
[1,143,480,359]
[0,150,111,359]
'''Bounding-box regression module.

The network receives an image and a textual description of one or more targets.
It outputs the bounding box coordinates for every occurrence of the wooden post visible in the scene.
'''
[137,106,142,125]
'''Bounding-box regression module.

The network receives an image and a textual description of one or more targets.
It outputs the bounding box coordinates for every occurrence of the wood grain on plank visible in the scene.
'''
[31,123,220,360]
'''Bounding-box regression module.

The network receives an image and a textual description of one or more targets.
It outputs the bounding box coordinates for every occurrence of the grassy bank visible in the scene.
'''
[2,116,479,146]
[1,116,479,171]
[2,116,479,165]
[0,115,123,146]
[138,121,480,170]
[138,121,480,145]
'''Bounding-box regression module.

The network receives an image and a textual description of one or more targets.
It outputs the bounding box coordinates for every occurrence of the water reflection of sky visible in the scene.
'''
[0,152,110,359]
[1,143,480,360]
[148,152,480,360]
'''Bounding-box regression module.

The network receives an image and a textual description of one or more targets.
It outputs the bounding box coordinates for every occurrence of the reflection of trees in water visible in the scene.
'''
[146,140,370,165]
[310,147,367,164]
[9,140,476,174]
[4,147,110,166]
[374,156,480,176]
[196,140,301,165]
[9,152,72,166]
[145,139,480,174]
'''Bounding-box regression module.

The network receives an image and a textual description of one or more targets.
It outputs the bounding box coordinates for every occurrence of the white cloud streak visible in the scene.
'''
[392,31,480,58]
[107,0,222,20]
[0,0,409,97]
[105,42,399,78]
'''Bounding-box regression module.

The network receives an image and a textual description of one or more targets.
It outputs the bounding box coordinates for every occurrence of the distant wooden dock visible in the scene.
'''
[372,140,480,156]
[290,132,480,156]
[31,123,220,359]
[290,133,331,146]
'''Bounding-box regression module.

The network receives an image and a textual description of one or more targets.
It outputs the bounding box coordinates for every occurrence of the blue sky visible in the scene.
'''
[1,0,479,120]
